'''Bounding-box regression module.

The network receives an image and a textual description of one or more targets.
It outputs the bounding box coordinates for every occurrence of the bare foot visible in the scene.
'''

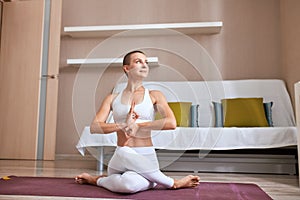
[172,175,200,189]
[75,173,104,185]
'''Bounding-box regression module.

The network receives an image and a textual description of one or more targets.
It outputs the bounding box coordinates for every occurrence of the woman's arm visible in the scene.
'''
[137,90,177,131]
[90,94,126,134]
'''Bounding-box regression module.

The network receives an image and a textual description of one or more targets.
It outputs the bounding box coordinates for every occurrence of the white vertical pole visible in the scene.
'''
[37,0,51,160]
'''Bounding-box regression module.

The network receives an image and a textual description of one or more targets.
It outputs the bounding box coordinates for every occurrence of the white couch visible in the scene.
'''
[76,79,298,173]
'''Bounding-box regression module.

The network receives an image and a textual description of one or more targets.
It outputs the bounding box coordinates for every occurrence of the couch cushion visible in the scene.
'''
[213,101,274,127]
[212,102,223,127]
[168,102,192,127]
[155,102,192,127]
[263,102,274,127]
[221,98,269,127]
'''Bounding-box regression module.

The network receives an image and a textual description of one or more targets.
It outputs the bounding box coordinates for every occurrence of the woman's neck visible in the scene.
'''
[125,80,144,92]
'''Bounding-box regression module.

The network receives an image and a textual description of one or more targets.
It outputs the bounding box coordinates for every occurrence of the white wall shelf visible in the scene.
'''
[67,57,159,67]
[63,21,223,38]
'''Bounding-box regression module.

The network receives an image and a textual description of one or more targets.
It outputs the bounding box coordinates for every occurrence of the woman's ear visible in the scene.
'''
[123,65,127,71]
[123,65,129,75]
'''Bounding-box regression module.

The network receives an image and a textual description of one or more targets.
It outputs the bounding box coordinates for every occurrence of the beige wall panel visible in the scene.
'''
[214,0,281,80]
[61,0,220,27]
[0,1,44,159]
[56,67,80,155]
[280,0,300,105]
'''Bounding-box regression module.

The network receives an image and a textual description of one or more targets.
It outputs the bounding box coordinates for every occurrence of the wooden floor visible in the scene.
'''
[0,158,300,200]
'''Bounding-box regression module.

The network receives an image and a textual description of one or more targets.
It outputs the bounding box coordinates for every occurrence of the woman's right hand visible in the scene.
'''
[123,101,139,137]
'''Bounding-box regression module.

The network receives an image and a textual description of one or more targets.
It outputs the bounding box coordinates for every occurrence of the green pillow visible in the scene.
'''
[168,102,192,127]
[221,98,269,127]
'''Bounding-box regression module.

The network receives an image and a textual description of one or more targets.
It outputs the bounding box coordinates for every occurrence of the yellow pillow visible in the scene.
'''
[168,102,192,127]
[156,102,192,127]
[221,98,269,127]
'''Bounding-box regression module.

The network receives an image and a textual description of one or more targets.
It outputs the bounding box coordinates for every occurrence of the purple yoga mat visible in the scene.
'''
[0,176,272,200]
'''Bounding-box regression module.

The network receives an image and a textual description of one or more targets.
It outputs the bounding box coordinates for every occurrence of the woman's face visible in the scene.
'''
[124,52,149,79]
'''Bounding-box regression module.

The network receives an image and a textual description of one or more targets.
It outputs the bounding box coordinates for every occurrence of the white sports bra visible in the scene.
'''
[112,89,155,123]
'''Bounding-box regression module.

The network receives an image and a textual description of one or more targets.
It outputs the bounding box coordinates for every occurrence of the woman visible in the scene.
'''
[75,50,200,193]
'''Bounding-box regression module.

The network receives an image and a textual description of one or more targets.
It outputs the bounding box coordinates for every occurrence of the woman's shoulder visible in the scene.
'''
[103,93,119,104]
[149,89,163,96]
[149,89,166,103]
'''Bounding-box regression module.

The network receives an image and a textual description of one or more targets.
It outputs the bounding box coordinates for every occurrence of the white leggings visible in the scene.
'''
[97,146,174,193]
